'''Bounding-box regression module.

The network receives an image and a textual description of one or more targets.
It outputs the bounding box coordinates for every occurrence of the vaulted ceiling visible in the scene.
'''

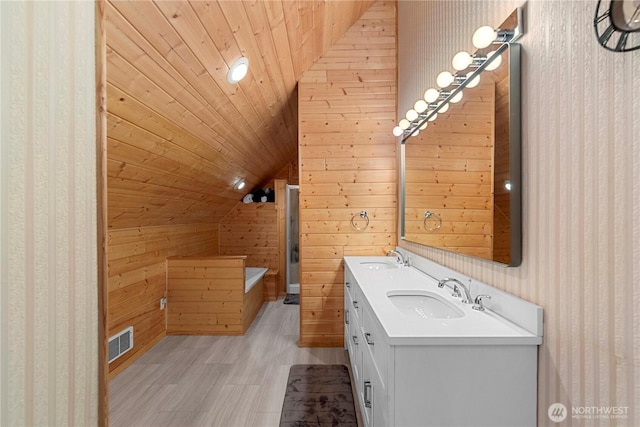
[106,0,376,229]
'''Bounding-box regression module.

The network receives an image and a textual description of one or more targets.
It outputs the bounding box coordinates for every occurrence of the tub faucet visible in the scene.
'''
[437,278,473,304]
[386,250,409,266]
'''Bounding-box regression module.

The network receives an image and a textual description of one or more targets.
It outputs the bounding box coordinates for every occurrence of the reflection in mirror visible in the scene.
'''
[401,44,521,266]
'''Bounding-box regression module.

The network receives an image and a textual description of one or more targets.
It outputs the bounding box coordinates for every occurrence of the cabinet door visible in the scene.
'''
[362,300,389,389]
[362,346,388,427]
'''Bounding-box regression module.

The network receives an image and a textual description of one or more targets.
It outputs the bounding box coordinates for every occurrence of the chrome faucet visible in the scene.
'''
[437,278,473,304]
[386,250,409,266]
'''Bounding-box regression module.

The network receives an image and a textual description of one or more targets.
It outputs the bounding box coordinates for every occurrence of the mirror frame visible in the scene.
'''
[400,43,522,267]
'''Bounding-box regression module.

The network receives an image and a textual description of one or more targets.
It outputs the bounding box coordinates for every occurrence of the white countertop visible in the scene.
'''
[344,256,543,346]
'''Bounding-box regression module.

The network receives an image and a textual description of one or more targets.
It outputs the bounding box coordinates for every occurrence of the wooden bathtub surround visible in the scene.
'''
[166,256,265,335]
[264,269,280,302]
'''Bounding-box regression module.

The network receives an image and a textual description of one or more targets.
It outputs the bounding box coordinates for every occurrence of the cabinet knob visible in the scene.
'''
[352,335,359,345]
[364,380,372,408]
[353,300,358,309]
[346,281,351,288]
[365,332,374,345]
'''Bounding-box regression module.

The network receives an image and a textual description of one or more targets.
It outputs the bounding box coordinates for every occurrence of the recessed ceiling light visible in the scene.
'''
[227,57,249,84]
[234,180,246,190]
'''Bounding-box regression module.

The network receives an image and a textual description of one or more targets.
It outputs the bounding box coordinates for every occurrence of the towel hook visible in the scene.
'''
[351,211,370,231]
[423,211,442,232]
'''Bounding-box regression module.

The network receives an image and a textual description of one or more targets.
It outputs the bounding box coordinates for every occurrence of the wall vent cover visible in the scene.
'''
[108,326,133,363]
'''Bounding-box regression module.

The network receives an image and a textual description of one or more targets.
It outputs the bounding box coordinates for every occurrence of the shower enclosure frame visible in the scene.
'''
[285,184,300,294]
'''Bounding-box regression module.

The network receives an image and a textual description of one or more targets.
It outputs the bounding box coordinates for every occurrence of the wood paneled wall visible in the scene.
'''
[219,203,279,271]
[404,78,495,260]
[298,1,397,347]
[107,224,218,377]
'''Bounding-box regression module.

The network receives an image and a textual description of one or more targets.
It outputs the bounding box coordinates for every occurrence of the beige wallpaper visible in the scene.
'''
[0,1,99,425]
[397,1,639,425]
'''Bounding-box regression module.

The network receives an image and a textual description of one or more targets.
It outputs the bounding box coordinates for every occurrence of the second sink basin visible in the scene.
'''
[360,261,398,270]
[387,290,464,319]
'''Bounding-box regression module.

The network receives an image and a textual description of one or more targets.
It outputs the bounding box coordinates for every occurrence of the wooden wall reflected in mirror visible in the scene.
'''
[401,45,521,266]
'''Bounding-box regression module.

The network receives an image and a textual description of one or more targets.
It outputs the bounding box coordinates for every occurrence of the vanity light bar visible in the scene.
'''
[393,7,524,141]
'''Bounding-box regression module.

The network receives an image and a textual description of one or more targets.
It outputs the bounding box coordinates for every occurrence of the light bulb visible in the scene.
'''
[466,72,481,88]
[428,113,438,122]
[392,126,404,137]
[504,180,512,191]
[406,109,419,121]
[235,180,246,190]
[409,128,420,136]
[419,121,428,130]
[414,99,428,113]
[438,102,449,113]
[436,71,454,88]
[452,51,472,71]
[473,25,497,49]
[424,88,439,103]
[450,91,463,103]
[399,119,410,130]
[227,57,249,83]
[485,51,502,71]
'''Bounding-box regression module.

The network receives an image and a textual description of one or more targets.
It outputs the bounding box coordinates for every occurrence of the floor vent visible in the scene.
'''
[109,326,133,363]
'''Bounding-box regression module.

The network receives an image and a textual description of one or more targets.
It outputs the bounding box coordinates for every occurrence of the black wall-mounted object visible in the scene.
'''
[594,0,640,52]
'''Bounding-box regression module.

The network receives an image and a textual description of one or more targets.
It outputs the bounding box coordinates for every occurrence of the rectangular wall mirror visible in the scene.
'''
[401,43,522,266]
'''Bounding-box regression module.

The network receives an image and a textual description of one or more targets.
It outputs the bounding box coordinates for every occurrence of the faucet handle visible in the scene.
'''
[451,284,462,298]
[472,294,492,311]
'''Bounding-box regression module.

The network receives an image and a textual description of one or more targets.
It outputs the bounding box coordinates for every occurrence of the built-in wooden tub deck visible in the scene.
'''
[166,255,276,335]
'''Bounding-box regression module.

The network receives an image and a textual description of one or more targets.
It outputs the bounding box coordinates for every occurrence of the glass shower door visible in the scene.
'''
[286,185,300,294]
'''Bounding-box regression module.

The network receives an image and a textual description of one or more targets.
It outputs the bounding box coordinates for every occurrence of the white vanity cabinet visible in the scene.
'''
[344,265,390,427]
[344,258,542,427]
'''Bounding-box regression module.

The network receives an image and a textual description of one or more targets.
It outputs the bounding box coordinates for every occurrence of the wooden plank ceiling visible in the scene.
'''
[106,0,376,229]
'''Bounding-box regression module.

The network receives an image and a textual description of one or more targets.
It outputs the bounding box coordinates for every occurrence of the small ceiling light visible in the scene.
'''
[452,51,472,71]
[406,109,419,121]
[399,119,411,130]
[424,88,440,103]
[485,51,503,71]
[473,26,498,49]
[466,72,481,88]
[392,126,404,137]
[227,57,249,84]
[450,91,464,103]
[436,71,454,88]
[414,99,428,113]
[504,180,512,191]
[234,180,246,190]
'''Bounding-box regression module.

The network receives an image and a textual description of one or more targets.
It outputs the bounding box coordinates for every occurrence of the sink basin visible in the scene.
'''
[360,261,398,270]
[387,290,464,319]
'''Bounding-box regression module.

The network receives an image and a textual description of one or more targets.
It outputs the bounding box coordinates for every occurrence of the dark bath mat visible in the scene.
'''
[283,294,299,305]
[279,364,357,427]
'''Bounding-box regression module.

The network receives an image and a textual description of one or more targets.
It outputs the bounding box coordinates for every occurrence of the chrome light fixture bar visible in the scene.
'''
[393,7,524,141]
